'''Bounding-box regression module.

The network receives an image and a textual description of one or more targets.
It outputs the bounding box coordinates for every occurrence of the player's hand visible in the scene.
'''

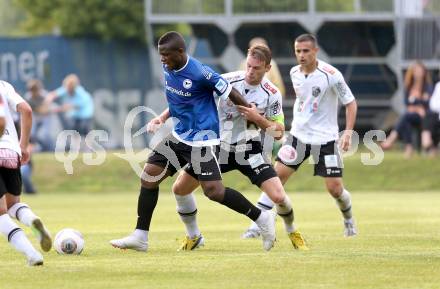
[339,130,352,152]
[146,117,163,133]
[20,145,31,164]
[237,103,261,122]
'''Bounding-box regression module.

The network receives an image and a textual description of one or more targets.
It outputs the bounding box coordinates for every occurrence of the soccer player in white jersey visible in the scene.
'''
[0,80,52,266]
[243,33,358,238]
[171,44,308,250]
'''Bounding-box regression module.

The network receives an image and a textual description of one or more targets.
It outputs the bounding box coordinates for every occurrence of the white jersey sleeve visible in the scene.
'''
[265,83,284,124]
[2,81,24,112]
[330,70,355,105]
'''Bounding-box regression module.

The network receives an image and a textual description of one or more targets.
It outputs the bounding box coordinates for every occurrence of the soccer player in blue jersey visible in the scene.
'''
[110,31,276,252]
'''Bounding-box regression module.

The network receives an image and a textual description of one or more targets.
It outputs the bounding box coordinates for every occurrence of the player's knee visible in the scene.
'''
[271,191,286,204]
[202,184,223,202]
[327,182,343,197]
[265,186,285,204]
[172,181,184,196]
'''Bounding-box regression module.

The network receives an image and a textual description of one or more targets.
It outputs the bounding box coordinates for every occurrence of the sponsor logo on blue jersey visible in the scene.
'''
[165,83,191,97]
[183,79,192,89]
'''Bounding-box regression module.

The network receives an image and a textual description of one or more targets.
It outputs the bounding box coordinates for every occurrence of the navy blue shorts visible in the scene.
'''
[185,140,277,187]
[147,134,222,182]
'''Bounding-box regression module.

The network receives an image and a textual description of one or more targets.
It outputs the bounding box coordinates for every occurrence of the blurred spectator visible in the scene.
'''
[24,79,54,152]
[382,61,432,158]
[421,70,440,156]
[46,74,94,151]
[239,37,286,98]
[20,143,37,194]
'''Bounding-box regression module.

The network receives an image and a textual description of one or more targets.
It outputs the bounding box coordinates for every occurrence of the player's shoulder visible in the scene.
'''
[222,70,245,83]
[0,80,15,95]
[188,57,217,81]
[0,80,13,89]
[260,77,280,97]
[317,60,342,78]
[289,65,301,76]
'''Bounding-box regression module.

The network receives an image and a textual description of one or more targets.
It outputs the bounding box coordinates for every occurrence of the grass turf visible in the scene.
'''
[1,191,439,289]
[31,150,440,193]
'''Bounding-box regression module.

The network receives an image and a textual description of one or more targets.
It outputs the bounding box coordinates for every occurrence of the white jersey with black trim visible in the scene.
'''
[219,71,283,144]
[290,60,355,145]
[0,80,24,156]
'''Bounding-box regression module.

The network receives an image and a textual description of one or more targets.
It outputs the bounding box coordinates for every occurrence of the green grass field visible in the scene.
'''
[1,151,440,289]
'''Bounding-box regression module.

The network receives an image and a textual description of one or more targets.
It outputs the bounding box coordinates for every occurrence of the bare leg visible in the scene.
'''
[381,130,398,150]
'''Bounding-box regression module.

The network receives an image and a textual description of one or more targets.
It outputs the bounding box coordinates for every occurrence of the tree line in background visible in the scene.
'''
[1,0,146,43]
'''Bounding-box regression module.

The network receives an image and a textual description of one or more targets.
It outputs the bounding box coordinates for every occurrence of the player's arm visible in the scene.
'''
[208,67,250,107]
[333,72,357,151]
[158,108,170,122]
[227,87,250,107]
[147,108,170,133]
[340,100,357,152]
[17,100,33,164]
[344,100,357,132]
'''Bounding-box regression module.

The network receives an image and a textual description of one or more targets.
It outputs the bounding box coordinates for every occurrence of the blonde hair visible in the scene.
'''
[248,44,272,66]
[63,74,80,88]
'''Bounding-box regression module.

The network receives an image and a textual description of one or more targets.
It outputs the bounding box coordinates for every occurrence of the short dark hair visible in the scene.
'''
[248,44,272,65]
[158,31,186,51]
[295,33,318,47]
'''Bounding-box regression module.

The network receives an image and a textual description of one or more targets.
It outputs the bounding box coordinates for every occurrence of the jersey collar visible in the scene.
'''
[174,55,190,73]
[300,60,319,76]
[244,81,259,91]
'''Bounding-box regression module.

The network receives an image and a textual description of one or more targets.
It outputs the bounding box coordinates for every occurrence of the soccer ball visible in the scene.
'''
[54,228,85,255]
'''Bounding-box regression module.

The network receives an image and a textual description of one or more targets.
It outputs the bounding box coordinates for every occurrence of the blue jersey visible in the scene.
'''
[164,56,231,146]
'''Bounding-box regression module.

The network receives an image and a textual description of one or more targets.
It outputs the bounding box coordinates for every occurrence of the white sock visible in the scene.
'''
[0,214,39,257]
[132,229,148,242]
[334,189,353,220]
[174,193,200,238]
[256,192,275,210]
[246,192,275,231]
[254,209,270,228]
[8,203,38,227]
[275,196,295,233]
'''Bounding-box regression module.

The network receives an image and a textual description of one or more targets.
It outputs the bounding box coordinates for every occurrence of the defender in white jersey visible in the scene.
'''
[0,80,52,266]
[171,44,308,251]
[244,34,358,238]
